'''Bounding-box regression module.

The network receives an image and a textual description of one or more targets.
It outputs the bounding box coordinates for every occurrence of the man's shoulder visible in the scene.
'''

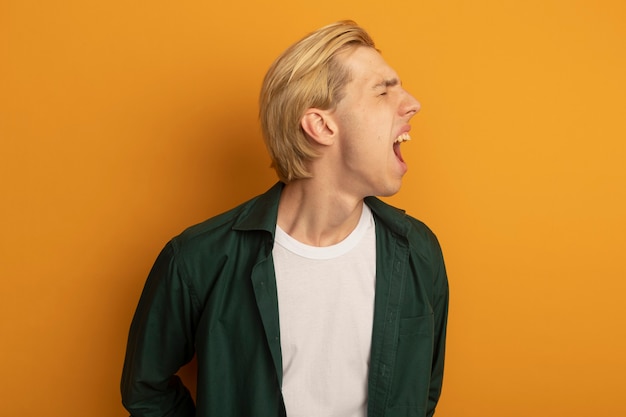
[169,183,282,253]
[177,199,252,242]
[365,196,441,251]
[405,213,439,243]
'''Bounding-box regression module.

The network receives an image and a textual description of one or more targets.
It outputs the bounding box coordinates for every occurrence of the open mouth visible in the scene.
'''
[393,133,411,162]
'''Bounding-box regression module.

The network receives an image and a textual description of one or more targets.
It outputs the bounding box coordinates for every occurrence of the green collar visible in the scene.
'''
[233,182,410,238]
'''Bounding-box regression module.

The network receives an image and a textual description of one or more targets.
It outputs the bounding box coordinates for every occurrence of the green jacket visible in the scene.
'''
[121,182,448,417]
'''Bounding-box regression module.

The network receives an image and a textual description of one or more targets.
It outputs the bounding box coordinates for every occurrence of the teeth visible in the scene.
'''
[394,133,411,143]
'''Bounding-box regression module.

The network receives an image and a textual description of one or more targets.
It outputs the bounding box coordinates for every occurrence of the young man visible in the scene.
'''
[121,20,448,417]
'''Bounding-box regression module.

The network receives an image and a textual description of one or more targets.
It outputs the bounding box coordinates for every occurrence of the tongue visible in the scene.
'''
[393,142,404,162]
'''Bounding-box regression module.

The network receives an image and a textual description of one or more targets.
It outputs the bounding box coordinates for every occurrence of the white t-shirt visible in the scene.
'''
[273,204,376,417]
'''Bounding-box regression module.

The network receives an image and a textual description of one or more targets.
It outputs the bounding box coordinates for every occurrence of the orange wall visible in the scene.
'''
[2,1,625,416]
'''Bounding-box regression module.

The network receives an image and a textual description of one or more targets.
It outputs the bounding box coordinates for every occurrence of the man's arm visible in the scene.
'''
[121,242,197,417]
[427,234,449,417]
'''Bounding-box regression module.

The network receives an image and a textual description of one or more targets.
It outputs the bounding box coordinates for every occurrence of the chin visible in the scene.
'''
[375,181,403,198]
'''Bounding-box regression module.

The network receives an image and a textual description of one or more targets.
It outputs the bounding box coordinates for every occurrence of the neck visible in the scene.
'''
[277,179,365,247]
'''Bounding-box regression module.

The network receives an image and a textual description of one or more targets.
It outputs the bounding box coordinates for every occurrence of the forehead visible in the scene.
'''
[339,46,399,87]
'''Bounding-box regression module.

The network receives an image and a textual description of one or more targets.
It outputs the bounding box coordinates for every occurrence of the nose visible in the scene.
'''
[401,89,421,118]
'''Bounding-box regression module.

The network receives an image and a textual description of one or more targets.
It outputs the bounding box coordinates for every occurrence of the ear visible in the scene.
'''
[300,108,337,146]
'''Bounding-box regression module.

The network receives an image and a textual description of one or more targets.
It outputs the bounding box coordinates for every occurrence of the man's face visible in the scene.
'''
[331,46,420,198]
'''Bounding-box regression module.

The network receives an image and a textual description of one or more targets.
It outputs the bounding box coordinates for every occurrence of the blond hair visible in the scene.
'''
[259,20,375,183]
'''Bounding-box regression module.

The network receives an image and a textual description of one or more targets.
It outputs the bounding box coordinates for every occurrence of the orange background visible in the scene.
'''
[2,1,625,416]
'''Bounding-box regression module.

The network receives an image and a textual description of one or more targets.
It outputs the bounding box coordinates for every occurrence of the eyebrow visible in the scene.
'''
[372,78,400,90]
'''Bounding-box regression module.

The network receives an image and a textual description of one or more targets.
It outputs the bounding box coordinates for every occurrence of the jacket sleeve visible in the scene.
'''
[121,241,198,417]
[427,234,449,417]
